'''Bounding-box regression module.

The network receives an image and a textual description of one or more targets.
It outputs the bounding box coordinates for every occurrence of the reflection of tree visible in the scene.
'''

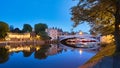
[0,47,9,64]
[34,45,50,60]
[23,51,33,57]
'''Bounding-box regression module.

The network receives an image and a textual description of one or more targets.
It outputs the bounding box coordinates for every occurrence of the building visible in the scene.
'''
[45,44,62,56]
[46,28,63,40]
[46,28,58,40]
[5,32,31,41]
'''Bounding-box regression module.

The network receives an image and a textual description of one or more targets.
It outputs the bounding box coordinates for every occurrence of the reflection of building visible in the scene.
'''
[6,32,30,41]
[5,45,40,52]
[45,44,62,56]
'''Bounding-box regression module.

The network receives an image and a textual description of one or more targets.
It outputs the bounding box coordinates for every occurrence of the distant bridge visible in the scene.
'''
[59,34,99,42]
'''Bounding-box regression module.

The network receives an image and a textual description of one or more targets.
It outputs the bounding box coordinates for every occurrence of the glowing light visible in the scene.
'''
[79,49,83,55]
[79,32,83,35]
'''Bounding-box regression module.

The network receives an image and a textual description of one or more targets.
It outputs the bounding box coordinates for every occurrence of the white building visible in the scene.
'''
[46,28,63,40]
[46,28,58,40]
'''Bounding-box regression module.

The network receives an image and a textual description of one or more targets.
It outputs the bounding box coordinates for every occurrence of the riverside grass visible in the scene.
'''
[86,43,116,64]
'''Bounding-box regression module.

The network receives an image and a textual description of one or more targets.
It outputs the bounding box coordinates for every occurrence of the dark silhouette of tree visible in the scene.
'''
[34,23,49,40]
[34,23,48,34]
[22,24,32,33]
[38,31,51,40]
[0,21,9,40]
[0,47,9,64]
[13,28,22,33]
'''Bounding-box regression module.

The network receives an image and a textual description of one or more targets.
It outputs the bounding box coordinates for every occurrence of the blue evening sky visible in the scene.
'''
[0,0,90,32]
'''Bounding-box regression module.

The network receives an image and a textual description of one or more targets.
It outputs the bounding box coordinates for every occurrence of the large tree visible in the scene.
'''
[71,0,120,52]
[0,21,9,40]
[34,23,48,34]
[22,24,32,33]
[34,23,49,40]
[38,31,51,40]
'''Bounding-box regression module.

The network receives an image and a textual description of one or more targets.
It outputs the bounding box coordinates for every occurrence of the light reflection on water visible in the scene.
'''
[0,43,97,68]
[79,49,83,55]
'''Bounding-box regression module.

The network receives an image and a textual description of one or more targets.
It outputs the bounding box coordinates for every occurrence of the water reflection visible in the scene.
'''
[0,43,97,68]
[0,47,9,64]
[0,44,63,63]
[79,49,83,55]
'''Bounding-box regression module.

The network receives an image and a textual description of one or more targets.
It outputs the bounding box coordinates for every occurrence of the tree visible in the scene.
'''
[22,24,32,33]
[38,31,51,40]
[34,23,48,34]
[13,28,22,33]
[0,21,9,39]
[71,0,120,52]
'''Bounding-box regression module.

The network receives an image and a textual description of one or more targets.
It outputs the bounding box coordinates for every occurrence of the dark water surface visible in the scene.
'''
[0,43,97,68]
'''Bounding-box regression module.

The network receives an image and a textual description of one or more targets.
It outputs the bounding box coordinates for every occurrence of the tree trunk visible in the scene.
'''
[114,0,120,53]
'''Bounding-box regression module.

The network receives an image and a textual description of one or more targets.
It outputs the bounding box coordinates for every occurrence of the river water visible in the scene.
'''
[0,43,97,68]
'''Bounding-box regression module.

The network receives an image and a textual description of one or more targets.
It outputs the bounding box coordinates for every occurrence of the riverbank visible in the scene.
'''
[80,43,115,68]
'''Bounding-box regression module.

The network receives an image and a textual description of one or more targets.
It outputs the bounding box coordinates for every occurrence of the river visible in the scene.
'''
[0,42,97,68]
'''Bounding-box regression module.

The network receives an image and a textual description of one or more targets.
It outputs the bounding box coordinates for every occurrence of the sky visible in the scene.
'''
[0,0,90,33]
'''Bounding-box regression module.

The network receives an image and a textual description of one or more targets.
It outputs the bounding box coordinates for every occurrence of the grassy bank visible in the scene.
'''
[86,43,115,63]
[80,43,116,68]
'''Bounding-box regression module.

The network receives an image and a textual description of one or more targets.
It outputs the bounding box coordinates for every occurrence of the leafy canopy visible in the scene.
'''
[22,24,32,33]
[0,21,9,39]
[71,0,116,35]
[34,23,48,34]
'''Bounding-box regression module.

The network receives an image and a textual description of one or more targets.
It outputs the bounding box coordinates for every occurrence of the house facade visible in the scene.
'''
[46,28,58,40]
[6,32,31,41]
[46,28,63,40]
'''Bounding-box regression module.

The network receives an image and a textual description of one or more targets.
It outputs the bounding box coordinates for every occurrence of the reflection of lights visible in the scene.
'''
[5,45,41,52]
[8,47,30,52]
[79,49,83,55]
[36,47,40,51]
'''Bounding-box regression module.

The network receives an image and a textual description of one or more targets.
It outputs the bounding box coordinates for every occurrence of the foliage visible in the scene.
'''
[0,21,9,39]
[12,28,23,33]
[34,23,49,40]
[22,24,32,33]
[34,23,48,34]
[71,0,120,52]
[71,0,116,35]
[38,31,51,40]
